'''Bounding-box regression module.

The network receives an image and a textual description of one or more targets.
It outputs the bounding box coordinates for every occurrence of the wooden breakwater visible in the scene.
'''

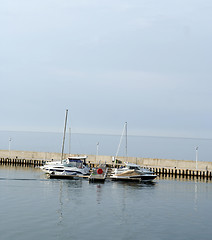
[0,157,44,166]
[1,157,212,180]
[1,149,212,180]
[148,166,212,179]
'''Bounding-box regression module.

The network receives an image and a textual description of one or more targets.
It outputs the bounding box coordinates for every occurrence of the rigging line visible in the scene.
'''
[115,122,127,158]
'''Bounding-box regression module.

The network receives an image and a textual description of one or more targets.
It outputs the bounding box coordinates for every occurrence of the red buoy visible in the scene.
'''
[97,168,103,174]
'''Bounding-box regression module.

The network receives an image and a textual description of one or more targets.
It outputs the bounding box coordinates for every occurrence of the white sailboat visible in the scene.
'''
[41,155,90,176]
[110,122,157,182]
[110,162,157,182]
[41,109,90,178]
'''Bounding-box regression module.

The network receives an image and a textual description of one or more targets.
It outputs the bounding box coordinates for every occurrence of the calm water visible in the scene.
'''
[1,165,212,240]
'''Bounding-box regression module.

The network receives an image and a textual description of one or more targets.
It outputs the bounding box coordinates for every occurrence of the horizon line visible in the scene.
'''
[0,129,212,141]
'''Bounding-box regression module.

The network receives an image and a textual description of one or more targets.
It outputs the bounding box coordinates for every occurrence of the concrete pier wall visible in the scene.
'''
[1,149,212,171]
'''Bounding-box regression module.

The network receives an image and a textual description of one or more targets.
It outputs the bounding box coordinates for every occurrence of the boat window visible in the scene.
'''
[50,169,64,172]
[129,166,139,170]
[64,159,83,168]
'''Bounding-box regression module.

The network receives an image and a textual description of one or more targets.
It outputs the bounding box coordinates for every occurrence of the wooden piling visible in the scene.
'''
[0,157,43,167]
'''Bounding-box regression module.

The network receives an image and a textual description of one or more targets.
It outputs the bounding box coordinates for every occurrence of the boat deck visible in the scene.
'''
[89,168,108,183]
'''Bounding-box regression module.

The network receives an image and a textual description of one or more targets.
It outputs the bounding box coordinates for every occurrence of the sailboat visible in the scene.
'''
[110,122,157,182]
[42,155,90,178]
[41,109,90,179]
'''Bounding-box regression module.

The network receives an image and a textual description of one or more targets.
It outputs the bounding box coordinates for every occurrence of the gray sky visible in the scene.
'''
[1,0,212,138]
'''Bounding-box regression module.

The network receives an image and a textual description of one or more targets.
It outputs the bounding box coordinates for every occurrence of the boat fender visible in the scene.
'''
[97,168,103,174]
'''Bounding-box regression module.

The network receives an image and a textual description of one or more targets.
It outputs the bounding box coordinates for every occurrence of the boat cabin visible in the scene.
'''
[62,156,87,168]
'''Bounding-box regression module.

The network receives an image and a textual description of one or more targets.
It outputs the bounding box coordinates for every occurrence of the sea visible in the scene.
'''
[1,131,212,240]
[0,165,212,240]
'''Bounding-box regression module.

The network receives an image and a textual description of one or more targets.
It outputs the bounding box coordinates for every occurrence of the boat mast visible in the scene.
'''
[61,109,68,162]
[125,122,127,158]
[69,127,71,155]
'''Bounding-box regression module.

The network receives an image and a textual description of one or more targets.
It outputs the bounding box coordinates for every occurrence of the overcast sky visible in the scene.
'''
[1,0,212,138]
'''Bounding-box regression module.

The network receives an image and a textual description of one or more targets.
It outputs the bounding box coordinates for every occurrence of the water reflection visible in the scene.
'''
[158,175,208,212]
[159,175,212,183]
[96,184,102,204]
[57,181,63,225]
[111,180,157,189]
[53,179,84,226]
[194,179,198,212]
